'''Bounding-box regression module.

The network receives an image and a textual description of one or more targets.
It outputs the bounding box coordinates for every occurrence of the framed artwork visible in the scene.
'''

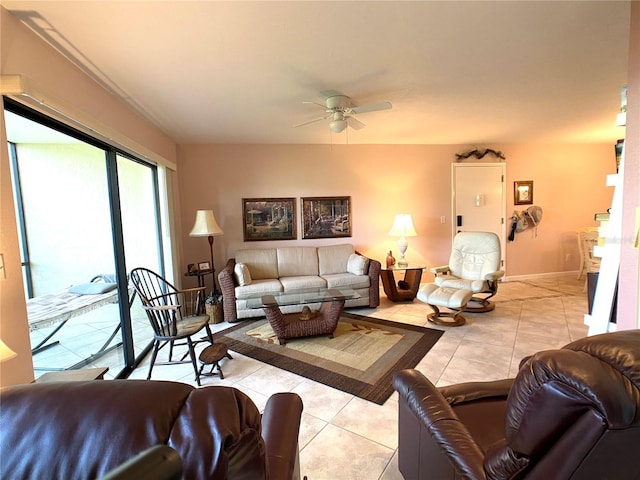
[514,181,533,205]
[301,196,352,239]
[242,198,296,241]
[197,261,211,271]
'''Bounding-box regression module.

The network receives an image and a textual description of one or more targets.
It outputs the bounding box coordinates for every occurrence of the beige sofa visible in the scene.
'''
[218,244,381,323]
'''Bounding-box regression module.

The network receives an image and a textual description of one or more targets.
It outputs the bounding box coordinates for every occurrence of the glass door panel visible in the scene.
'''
[6,115,121,374]
[5,105,169,378]
[116,153,161,364]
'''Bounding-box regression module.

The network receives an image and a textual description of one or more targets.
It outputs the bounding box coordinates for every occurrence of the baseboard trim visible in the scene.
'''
[504,271,579,282]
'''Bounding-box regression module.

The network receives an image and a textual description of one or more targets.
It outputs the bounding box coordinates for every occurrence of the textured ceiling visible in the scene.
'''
[1,1,631,145]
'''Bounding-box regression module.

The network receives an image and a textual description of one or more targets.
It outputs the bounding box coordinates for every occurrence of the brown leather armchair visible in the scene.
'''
[393,330,640,480]
[0,380,303,480]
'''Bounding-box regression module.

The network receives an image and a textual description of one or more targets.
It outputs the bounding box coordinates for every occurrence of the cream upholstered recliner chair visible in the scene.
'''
[431,231,504,312]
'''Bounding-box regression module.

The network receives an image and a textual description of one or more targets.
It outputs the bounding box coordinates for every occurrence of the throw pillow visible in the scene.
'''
[69,282,117,295]
[347,253,369,276]
[234,262,252,286]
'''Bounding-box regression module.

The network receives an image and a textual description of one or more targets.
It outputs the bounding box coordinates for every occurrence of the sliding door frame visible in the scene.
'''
[4,97,165,378]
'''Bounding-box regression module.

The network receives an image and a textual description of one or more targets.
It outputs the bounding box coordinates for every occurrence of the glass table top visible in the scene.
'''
[244,287,360,308]
[380,264,426,272]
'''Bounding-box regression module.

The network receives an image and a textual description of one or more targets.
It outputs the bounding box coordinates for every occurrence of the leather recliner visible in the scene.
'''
[430,231,505,312]
[0,380,303,480]
[393,330,640,480]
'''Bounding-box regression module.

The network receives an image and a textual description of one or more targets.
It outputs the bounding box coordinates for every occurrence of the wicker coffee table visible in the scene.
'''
[248,288,360,345]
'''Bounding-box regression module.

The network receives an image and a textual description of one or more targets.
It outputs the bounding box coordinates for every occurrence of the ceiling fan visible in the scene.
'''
[294,95,392,133]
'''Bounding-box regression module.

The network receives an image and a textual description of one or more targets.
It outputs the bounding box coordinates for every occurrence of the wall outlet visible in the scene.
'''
[440,216,446,224]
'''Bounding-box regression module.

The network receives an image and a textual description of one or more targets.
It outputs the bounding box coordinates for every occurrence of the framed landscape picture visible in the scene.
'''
[242,198,296,241]
[301,196,352,239]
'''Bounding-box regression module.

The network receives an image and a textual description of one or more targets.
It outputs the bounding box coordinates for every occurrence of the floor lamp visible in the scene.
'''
[189,209,224,295]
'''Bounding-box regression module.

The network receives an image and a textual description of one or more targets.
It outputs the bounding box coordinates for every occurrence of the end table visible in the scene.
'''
[380,264,425,302]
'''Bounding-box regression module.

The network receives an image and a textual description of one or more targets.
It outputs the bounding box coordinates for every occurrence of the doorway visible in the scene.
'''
[451,163,507,270]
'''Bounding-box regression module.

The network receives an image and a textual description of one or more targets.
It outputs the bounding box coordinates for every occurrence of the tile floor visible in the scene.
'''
[30,274,590,479]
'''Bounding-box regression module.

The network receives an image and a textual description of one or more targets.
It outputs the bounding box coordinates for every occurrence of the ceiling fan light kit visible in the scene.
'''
[296,93,392,134]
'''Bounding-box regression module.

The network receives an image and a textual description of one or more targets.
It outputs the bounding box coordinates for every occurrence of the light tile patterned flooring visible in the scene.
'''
[30,274,589,480]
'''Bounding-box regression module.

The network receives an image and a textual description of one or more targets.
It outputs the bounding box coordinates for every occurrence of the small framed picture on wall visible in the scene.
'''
[514,180,533,205]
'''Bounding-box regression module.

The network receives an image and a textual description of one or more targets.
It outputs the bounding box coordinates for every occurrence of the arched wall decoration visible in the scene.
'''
[455,148,506,161]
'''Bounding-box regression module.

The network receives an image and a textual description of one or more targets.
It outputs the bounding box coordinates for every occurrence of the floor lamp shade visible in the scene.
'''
[189,210,224,237]
[0,339,17,362]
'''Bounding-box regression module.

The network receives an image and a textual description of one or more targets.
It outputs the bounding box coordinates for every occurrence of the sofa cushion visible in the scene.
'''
[234,263,252,286]
[280,275,327,291]
[235,279,283,299]
[347,253,370,275]
[322,273,370,290]
[317,244,354,275]
[235,249,278,280]
[277,247,319,277]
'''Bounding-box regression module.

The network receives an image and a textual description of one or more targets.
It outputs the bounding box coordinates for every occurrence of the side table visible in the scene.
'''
[184,269,213,289]
[185,269,215,315]
[380,264,425,302]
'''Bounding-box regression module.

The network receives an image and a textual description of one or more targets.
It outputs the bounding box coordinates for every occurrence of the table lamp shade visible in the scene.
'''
[189,210,224,237]
[0,339,17,362]
[388,214,417,237]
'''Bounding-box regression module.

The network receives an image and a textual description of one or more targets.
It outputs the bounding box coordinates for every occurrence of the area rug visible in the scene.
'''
[212,312,443,404]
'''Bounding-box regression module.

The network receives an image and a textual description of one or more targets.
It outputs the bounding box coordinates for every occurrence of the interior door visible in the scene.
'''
[452,163,506,270]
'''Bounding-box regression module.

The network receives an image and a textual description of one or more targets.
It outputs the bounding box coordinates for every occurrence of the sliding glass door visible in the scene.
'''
[4,100,165,378]
[116,153,164,369]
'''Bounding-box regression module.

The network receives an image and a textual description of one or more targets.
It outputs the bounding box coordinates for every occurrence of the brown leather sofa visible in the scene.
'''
[393,330,640,480]
[0,380,303,479]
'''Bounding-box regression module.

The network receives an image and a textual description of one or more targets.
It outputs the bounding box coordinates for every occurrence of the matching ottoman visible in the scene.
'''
[417,284,473,327]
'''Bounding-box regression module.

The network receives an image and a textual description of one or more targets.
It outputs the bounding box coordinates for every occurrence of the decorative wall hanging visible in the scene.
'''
[455,148,506,161]
[514,180,533,205]
[242,198,296,241]
[509,206,543,241]
[301,196,352,239]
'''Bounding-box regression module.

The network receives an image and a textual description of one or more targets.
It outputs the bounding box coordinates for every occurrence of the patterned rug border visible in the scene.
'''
[213,312,443,404]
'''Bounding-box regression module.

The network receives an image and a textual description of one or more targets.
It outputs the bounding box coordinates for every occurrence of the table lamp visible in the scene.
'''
[388,214,417,267]
[189,209,224,293]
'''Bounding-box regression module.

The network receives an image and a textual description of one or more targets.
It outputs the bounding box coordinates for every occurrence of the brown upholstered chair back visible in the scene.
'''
[486,332,640,479]
[394,330,640,480]
[0,380,300,479]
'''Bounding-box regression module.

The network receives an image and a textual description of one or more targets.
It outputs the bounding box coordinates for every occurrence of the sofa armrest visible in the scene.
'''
[218,259,239,323]
[262,392,304,480]
[363,254,381,307]
[393,369,486,480]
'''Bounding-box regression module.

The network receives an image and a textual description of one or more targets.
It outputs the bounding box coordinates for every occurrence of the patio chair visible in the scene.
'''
[130,267,213,386]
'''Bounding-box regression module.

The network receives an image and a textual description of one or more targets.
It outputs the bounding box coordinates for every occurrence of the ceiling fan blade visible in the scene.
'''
[350,101,393,115]
[293,114,331,128]
[346,116,366,130]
